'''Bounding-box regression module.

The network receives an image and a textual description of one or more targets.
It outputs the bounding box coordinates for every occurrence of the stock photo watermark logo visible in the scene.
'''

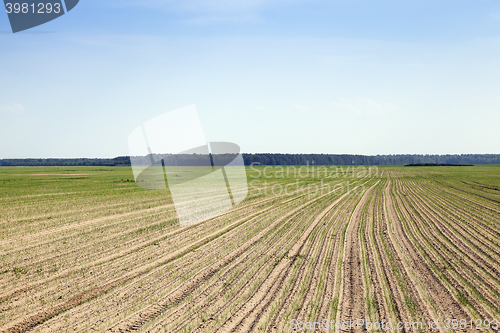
[3,0,79,33]
[248,162,379,199]
[128,105,248,227]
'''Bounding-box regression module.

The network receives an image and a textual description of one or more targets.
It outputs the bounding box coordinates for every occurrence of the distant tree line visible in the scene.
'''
[243,154,500,166]
[0,156,131,167]
[0,154,499,167]
[405,163,474,167]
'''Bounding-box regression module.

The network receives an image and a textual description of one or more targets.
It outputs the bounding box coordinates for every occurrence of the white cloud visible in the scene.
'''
[180,13,260,24]
[117,0,276,12]
[0,102,25,114]
[293,103,311,112]
[330,98,396,117]
[113,0,305,23]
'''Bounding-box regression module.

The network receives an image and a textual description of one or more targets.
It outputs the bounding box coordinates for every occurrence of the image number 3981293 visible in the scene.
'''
[3,0,79,33]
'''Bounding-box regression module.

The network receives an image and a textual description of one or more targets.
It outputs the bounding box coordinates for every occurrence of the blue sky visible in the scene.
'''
[1,0,500,158]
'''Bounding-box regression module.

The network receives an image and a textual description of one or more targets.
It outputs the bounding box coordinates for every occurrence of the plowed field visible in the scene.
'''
[1,165,499,332]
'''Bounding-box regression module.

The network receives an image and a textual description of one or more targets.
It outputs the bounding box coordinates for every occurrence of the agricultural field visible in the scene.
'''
[0,165,499,332]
